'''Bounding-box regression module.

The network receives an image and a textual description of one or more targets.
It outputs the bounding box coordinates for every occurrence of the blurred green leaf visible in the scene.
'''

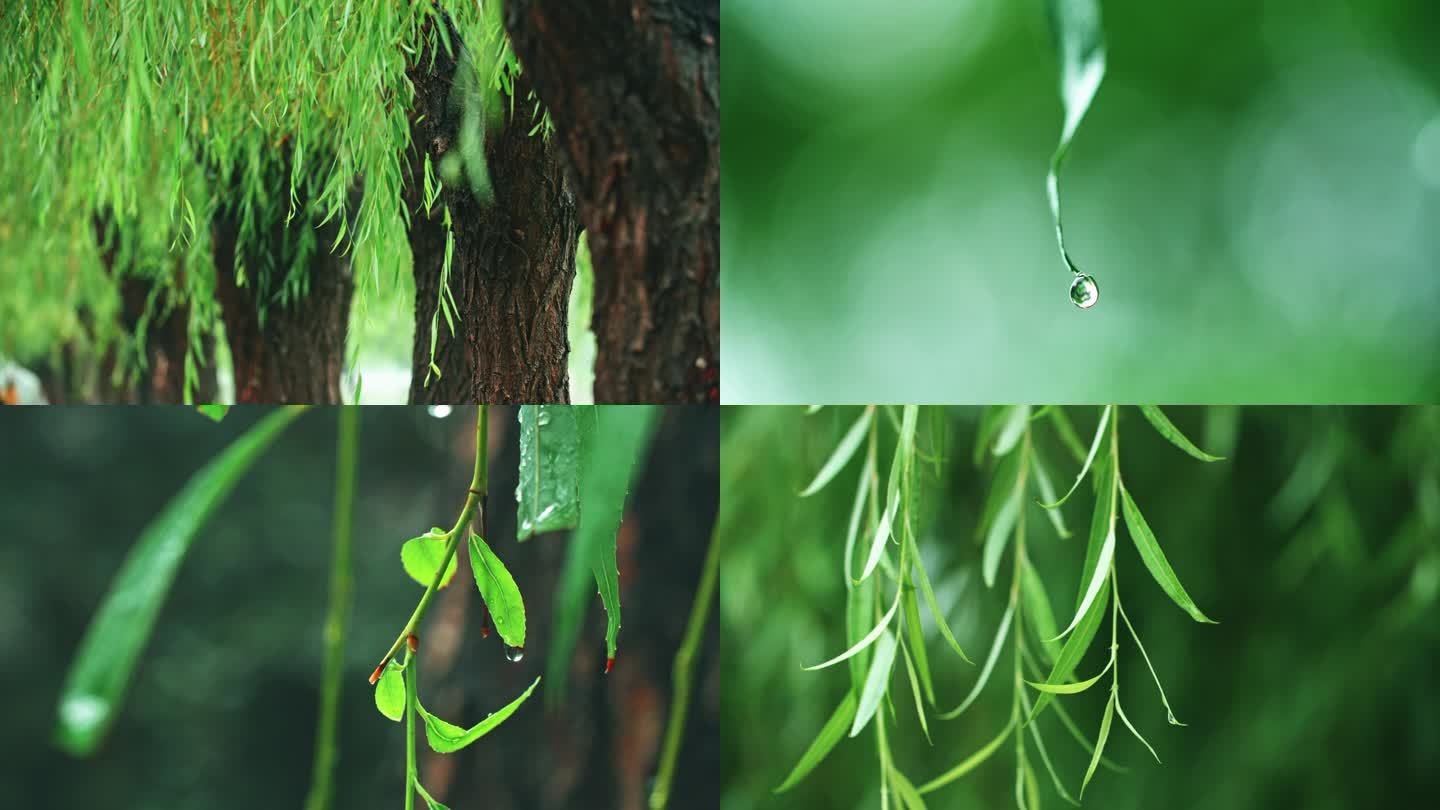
[938,601,1013,720]
[917,719,1014,794]
[1020,558,1062,665]
[890,764,929,810]
[899,641,931,743]
[849,630,897,737]
[1045,0,1107,277]
[54,407,304,756]
[548,406,657,698]
[375,661,406,722]
[1041,405,1110,509]
[1120,484,1216,623]
[400,531,458,589]
[774,690,858,794]
[516,405,581,540]
[1139,405,1223,462]
[799,406,871,497]
[468,531,526,648]
[1081,692,1116,797]
[419,676,541,753]
[1055,451,1117,638]
[1025,659,1109,694]
[1028,578,1110,725]
[806,590,901,671]
[196,405,230,422]
[860,406,915,581]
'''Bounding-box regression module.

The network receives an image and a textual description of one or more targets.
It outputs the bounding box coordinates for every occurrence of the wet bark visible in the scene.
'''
[505,0,721,403]
[405,28,578,405]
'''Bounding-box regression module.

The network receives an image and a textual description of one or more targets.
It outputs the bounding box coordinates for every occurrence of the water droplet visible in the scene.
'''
[1069,274,1099,309]
[427,405,453,418]
[60,695,109,735]
[536,409,551,426]
[505,645,525,662]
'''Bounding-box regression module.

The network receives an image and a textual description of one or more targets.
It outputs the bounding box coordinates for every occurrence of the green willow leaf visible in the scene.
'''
[414,781,451,810]
[196,404,230,422]
[1138,405,1223,462]
[1028,578,1110,725]
[774,691,858,793]
[54,407,304,757]
[374,661,406,722]
[1117,598,1186,725]
[800,407,872,497]
[939,601,1014,720]
[1081,692,1116,797]
[419,676,541,754]
[1041,405,1110,509]
[516,405,581,540]
[899,641,931,744]
[917,719,1015,794]
[468,532,526,648]
[850,631,898,737]
[1018,689,1080,807]
[1030,447,1071,539]
[1020,559,1062,665]
[859,406,916,582]
[991,404,1031,457]
[1025,658,1110,694]
[1055,448,1117,638]
[400,531,458,589]
[902,580,935,704]
[1120,485,1216,623]
[982,486,1022,589]
[1045,0,1107,278]
[842,439,874,584]
[549,406,657,699]
[890,764,930,810]
[805,589,901,671]
[1114,698,1161,764]
[911,550,971,664]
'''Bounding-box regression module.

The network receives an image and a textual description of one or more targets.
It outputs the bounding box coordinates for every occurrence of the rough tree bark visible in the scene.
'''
[211,208,352,404]
[504,0,721,404]
[406,30,579,405]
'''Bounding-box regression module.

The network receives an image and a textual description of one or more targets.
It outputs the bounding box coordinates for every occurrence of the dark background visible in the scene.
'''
[0,405,718,809]
[721,406,1440,810]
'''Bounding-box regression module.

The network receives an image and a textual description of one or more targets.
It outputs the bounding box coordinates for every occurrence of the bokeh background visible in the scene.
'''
[722,406,1440,810]
[0,405,717,809]
[722,0,1440,402]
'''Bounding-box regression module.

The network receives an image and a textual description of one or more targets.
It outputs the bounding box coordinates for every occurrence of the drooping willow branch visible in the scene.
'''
[371,405,488,680]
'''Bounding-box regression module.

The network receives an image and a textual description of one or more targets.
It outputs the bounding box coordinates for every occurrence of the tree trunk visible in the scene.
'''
[93,217,218,403]
[211,209,352,404]
[504,0,721,404]
[405,34,578,405]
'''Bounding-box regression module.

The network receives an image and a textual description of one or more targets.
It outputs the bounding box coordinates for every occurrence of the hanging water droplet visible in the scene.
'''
[536,409,551,426]
[514,484,523,503]
[427,405,453,418]
[1069,274,1099,309]
[505,645,525,662]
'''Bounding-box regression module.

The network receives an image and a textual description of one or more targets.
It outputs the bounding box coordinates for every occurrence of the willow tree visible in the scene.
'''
[0,1,717,403]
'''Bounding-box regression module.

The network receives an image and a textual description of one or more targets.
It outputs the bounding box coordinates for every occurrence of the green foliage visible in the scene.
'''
[374,661,406,723]
[516,404,581,540]
[54,406,306,756]
[418,675,541,754]
[400,529,460,589]
[0,1,545,391]
[1045,0,1107,280]
[549,406,659,696]
[467,531,526,648]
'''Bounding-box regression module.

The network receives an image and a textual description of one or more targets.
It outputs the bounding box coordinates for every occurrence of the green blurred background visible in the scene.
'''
[721,406,1440,810]
[0,406,716,809]
[722,0,1440,402]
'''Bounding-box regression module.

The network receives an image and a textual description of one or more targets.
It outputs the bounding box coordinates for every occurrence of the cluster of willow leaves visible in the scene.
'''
[0,2,718,404]
[52,404,712,810]
[721,406,1440,810]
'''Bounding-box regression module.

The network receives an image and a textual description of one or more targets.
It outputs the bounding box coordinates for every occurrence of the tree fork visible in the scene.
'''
[504,0,721,403]
[405,25,578,405]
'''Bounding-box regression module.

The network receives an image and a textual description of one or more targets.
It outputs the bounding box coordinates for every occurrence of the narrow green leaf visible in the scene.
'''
[1080,692,1116,798]
[850,631,898,737]
[1020,559,1062,665]
[938,601,1013,719]
[889,765,930,810]
[912,550,971,664]
[549,406,657,699]
[982,486,1022,588]
[1117,599,1185,725]
[1028,577,1110,725]
[374,661,406,722]
[1029,447,1071,539]
[1040,406,1110,509]
[902,582,935,704]
[800,407,872,497]
[805,589,901,671]
[1044,0,1107,278]
[468,532,526,648]
[1054,526,1112,640]
[975,447,1024,541]
[414,780,451,810]
[992,405,1031,457]
[401,531,458,589]
[1054,450,1117,638]
[196,404,230,422]
[973,406,1010,465]
[1025,658,1110,694]
[917,719,1015,794]
[1138,405,1223,462]
[1018,690,1080,806]
[843,445,874,585]
[899,642,931,743]
[859,408,915,582]
[516,405,581,540]
[1120,485,1216,624]
[774,691,858,793]
[1113,698,1161,764]
[419,676,541,753]
[54,408,304,756]
[1046,407,1087,465]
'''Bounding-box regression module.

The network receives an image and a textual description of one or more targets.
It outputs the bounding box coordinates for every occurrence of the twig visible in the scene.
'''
[648,522,720,810]
[303,407,360,810]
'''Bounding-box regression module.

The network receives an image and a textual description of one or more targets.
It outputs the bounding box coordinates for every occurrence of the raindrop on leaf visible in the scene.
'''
[505,645,525,663]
